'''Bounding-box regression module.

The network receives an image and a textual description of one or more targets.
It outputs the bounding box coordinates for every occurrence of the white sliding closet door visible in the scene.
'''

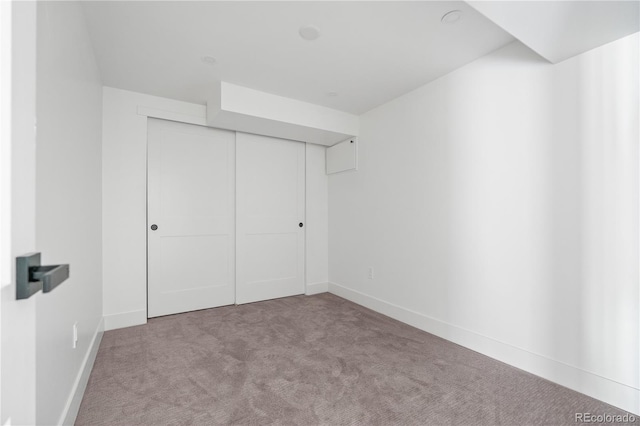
[236,132,305,304]
[147,119,235,318]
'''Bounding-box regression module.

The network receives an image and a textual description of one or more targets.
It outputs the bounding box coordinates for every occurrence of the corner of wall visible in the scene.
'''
[305,282,329,296]
[104,310,147,331]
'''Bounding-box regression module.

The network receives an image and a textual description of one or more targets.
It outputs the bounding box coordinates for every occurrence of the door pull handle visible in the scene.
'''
[16,252,70,300]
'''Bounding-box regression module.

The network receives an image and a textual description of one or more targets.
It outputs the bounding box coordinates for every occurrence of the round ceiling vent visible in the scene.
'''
[441,10,463,24]
[201,56,217,65]
[299,25,321,41]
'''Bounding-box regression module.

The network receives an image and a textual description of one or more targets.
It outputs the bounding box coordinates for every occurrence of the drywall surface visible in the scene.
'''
[35,2,103,425]
[329,35,639,413]
[208,82,359,146]
[103,87,329,328]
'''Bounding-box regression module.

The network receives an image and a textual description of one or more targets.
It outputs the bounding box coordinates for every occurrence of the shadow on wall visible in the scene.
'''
[442,36,638,388]
[442,42,554,346]
[571,36,639,387]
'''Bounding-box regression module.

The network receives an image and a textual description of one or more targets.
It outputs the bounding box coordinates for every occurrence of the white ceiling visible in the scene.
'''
[469,1,639,64]
[81,1,514,114]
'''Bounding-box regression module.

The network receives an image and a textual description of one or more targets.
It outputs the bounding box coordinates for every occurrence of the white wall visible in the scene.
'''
[329,35,639,414]
[103,87,329,329]
[35,2,103,424]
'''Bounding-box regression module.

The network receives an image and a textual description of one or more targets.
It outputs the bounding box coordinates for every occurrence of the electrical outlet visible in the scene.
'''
[72,322,78,349]
[367,267,374,280]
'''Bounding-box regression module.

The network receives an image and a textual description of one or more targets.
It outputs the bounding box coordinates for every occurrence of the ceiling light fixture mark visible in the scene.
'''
[201,56,217,65]
[299,25,321,41]
[441,10,463,24]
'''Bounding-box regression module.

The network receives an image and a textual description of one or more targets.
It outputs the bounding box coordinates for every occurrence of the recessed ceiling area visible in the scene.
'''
[81,1,514,114]
[469,1,640,63]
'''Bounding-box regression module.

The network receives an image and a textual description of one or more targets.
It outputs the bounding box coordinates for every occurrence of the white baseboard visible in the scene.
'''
[104,309,147,331]
[328,282,640,415]
[60,317,104,425]
[306,282,329,295]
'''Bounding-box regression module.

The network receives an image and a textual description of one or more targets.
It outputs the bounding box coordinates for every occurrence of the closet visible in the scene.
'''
[147,118,305,317]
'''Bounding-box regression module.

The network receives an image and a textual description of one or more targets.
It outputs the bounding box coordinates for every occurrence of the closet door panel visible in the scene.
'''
[236,132,305,304]
[147,119,235,318]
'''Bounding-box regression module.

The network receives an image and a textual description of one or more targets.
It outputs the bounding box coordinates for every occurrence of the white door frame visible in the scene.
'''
[0,1,38,424]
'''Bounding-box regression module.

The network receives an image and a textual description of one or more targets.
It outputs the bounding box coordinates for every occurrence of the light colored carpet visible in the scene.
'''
[76,293,635,425]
